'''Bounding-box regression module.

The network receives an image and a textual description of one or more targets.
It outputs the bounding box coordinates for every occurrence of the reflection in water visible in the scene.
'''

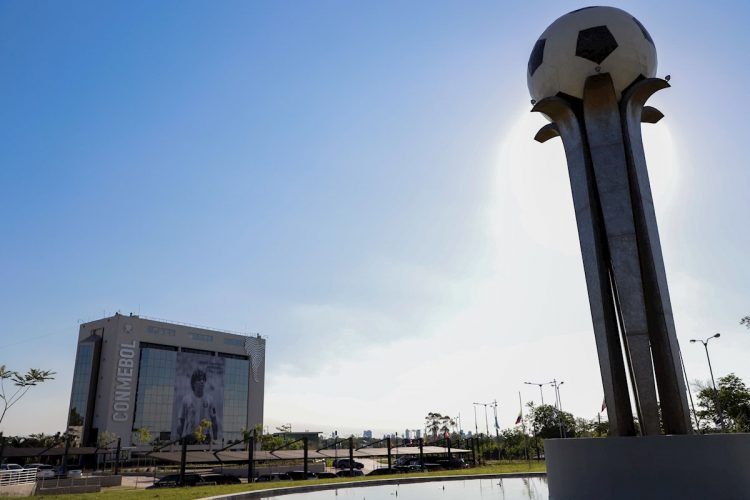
[262,478,548,500]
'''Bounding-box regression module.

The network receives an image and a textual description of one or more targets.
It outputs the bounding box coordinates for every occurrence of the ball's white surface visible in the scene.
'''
[527,6,657,102]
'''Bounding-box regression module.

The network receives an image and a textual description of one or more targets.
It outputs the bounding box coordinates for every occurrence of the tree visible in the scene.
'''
[498,428,528,459]
[424,412,455,439]
[0,366,55,424]
[4,432,61,448]
[696,373,750,432]
[245,424,285,450]
[97,430,119,449]
[133,427,152,446]
[573,417,608,437]
[192,418,213,444]
[527,404,576,439]
[741,316,750,329]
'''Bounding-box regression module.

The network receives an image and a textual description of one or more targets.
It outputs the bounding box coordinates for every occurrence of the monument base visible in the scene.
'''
[545,434,750,500]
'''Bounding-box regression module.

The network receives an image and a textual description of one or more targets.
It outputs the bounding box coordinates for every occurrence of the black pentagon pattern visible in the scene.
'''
[632,17,654,45]
[576,25,618,64]
[569,6,598,13]
[528,39,546,76]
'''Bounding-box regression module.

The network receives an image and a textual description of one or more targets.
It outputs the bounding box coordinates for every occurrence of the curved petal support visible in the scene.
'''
[641,106,664,124]
[534,123,559,143]
[621,78,693,435]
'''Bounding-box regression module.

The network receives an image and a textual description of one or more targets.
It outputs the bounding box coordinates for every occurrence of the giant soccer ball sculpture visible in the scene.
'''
[528,6,692,438]
[528,6,657,101]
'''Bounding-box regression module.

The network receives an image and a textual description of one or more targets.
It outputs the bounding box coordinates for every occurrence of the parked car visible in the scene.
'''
[146,474,209,488]
[367,468,399,476]
[0,464,23,471]
[333,459,364,469]
[202,473,241,485]
[26,464,55,479]
[50,466,84,478]
[255,473,291,482]
[393,458,442,472]
[288,470,317,480]
[315,472,338,479]
[436,458,469,469]
[336,469,364,477]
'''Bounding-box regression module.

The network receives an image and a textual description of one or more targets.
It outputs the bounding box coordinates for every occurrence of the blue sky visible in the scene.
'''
[1,1,749,437]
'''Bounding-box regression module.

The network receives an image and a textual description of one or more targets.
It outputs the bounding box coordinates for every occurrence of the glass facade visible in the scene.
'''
[68,343,94,428]
[132,343,249,444]
[222,356,249,443]
[133,344,177,438]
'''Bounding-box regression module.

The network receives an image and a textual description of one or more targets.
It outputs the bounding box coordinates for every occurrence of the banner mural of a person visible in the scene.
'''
[171,351,225,442]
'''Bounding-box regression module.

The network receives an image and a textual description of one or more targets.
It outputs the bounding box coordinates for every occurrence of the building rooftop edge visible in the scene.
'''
[80,312,265,339]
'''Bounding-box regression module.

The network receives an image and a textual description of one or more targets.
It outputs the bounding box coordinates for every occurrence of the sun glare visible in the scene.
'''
[495,110,680,256]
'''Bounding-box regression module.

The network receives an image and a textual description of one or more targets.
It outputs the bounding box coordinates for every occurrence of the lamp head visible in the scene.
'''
[690,339,697,343]
[713,333,721,339]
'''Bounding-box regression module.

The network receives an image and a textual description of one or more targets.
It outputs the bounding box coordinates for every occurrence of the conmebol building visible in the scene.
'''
[67,313,265,447]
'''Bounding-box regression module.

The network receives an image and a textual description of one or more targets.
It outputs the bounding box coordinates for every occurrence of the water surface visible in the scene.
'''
[261,477,548,500]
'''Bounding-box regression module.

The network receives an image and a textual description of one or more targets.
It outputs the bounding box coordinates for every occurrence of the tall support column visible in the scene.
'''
[533,96,635,436]
[621,79,693,435]
[582,74,661,435]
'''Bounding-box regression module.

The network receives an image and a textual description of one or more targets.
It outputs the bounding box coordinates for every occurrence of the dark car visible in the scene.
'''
[367,468,399,476]
[393,458,442,472]
[436,458,469,469]
[333,459,364,469]
[315,472,338,479]
[147,474,208,488]
[336,469,364,477]
[202,473,241,485]
[255,473,291,482]
[288,470,317,480]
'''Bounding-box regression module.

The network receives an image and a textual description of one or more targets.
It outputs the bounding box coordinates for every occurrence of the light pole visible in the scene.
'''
[524,381,553,406]
[473,402,490,435]
[551,380,565,438]
[690,333,725,431]
[473,404,479,436]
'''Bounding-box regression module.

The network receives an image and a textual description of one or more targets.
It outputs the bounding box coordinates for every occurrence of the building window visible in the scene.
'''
[190,332,214,342]
[222,357,249,443]
[132,346,177,436]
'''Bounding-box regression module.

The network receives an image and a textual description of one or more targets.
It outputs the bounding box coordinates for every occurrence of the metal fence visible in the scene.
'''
[0,468,37,487]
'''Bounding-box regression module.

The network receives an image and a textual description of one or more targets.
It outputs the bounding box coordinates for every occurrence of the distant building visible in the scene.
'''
[363,430,373,439]
[404,429,411,439]
[67,313,265,447]
[415,429,422,439]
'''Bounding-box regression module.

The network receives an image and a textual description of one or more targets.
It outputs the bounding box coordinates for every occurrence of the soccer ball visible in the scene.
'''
[527,6,657,102]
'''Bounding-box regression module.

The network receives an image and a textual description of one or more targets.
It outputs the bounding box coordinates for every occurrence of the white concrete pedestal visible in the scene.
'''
[546,434,750,500]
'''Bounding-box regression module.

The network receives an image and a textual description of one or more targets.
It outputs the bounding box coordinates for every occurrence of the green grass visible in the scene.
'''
[40,461,545,500]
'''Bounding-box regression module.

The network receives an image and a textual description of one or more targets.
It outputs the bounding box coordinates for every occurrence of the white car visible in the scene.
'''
[26,464,55,479]
[0,464,23,471]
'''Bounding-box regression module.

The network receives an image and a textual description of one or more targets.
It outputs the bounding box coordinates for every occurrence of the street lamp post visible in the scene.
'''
[473,404,479,436]
[551,380,565,438]
[690,333,725,431]
[524,381,553,406]
[482,403,490,436]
